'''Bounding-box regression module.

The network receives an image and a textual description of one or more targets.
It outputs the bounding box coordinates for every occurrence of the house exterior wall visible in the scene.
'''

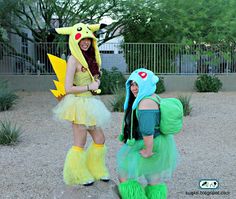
[1,28,35,74]
[1,74,236,92]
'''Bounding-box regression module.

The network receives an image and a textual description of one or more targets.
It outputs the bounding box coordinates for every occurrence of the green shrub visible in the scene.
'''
[0,80,19,111]
[110,85,126,112]
[156,77,165,94]
[195,74,222,92]
[0,120,22,145]
[177,95,192,116]
[100,68,126,94]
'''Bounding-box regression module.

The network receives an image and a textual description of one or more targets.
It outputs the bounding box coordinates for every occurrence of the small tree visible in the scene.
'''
[156,77,165,94]
[100,68,126,95]
[195,74,222,92]
[110,85,126,112]
[0,80,19,111]
[0,120,22,145]
[178,95,192,116]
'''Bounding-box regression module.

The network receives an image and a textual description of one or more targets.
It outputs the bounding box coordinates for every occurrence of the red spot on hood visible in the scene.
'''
[138,71,147,79]
[75,33,81,40]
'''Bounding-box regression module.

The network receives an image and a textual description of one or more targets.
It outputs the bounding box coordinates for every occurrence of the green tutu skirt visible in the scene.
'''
[116,134,179,181]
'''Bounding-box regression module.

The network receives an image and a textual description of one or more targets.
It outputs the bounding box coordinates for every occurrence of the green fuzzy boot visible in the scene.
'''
[145,183,168,199]
[118,180,148,199]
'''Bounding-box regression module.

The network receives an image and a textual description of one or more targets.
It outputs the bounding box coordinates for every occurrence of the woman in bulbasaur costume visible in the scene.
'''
[48,23,111,186]
[117,68,179,199]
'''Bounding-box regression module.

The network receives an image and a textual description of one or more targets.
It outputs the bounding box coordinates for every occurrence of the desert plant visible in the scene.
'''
[156,76,165,94]
[100,67,126,94]
[177,95,192,116]
[0,120,22,145]
[0,80,19,111]
[110,85,126,112]
[195,74,222,92]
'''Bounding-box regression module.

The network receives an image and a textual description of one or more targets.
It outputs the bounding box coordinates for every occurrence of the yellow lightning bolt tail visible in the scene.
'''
[48,54,66,100]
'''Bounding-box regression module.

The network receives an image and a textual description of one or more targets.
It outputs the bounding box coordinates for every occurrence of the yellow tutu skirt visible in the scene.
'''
[52,94,111,127]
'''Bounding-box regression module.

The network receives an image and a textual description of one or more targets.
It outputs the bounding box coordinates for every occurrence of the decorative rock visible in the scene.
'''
[51,180,120,199]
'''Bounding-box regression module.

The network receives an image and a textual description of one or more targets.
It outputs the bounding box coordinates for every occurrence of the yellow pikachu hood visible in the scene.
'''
[48,23,106,100]
[55,23,103,74]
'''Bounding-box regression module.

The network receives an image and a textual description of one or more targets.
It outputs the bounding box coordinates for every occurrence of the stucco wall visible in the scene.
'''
[1,74,236,92]
[0,75,56,91]
[161,74,236,91]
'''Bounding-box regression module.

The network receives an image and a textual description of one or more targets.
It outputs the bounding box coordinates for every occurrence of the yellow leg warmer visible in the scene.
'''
[86,143,110,180]
[63,146,94,185]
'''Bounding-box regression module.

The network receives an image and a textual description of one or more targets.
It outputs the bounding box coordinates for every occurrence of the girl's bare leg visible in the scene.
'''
[72,123,87,147]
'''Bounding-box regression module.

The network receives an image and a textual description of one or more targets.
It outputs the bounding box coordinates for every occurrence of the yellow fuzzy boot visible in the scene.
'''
[86,143,110,181]
[63,146,94,185]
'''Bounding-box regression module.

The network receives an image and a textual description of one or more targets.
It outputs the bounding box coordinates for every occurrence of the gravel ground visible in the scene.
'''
[0,91,235,199]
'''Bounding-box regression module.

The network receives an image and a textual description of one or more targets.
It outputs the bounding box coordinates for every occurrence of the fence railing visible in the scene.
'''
[1,42,236,75]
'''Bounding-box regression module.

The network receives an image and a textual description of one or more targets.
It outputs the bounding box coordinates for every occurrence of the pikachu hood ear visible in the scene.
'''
[55,27,73,35]
[54,23,107,80]
[88,23,107,32]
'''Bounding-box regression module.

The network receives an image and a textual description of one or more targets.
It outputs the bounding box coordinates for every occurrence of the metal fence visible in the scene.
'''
[1,42,236,75]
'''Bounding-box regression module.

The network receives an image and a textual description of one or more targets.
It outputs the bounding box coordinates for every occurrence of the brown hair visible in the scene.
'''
[81,42,100,77]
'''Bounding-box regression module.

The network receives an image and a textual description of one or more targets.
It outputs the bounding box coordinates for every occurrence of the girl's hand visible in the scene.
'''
[89,81,99,90]
[94,75,101,86]
[140,149,154,158]
[95,79,101,86]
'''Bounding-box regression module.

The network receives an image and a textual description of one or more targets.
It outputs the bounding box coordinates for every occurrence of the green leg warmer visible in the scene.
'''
[145,183,168,199]
[118,180,148,199]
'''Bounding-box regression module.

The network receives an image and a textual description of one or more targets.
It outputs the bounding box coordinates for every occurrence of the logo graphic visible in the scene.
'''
[199,179,219,189]
[138,71,147,79]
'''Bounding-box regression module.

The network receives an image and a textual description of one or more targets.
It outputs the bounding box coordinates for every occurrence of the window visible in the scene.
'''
[21,32,28,55]
[0,43,3,60]
[99,50,114,54]
[99,33,105,40]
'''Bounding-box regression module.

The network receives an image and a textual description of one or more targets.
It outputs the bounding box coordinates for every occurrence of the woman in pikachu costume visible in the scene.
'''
[48,23,111,186]
[116,68,179,199]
